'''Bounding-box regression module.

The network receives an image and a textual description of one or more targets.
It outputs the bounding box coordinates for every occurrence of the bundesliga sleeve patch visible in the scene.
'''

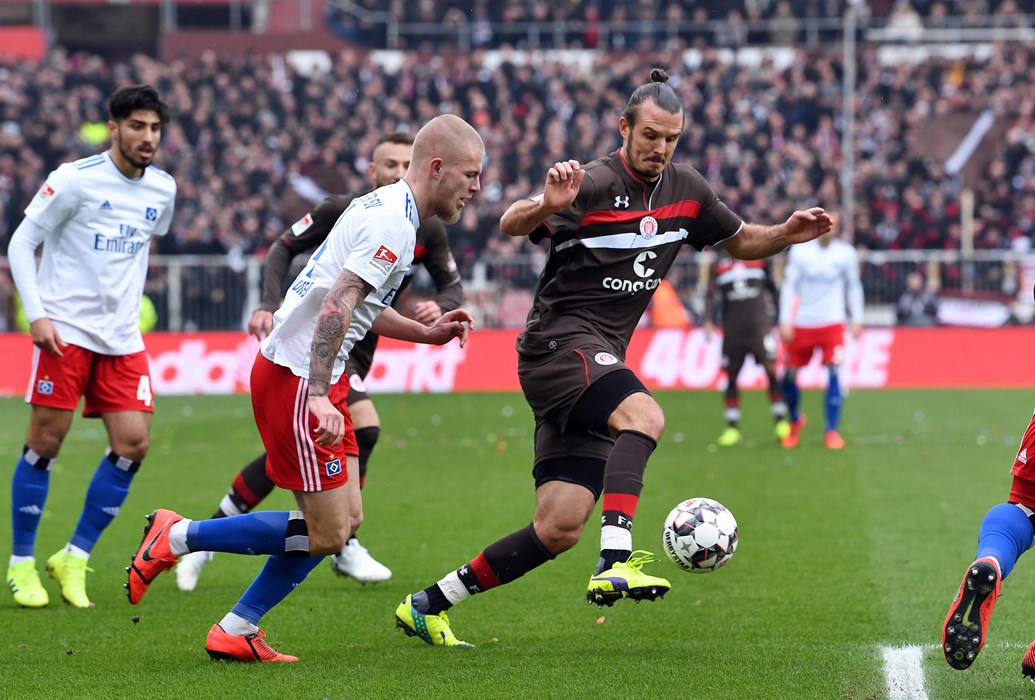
[369,245,398,275]
[291,213,314,236]
[36,183,55,201]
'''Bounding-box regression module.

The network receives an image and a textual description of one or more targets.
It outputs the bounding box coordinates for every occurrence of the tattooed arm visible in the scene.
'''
[307,268,373,447]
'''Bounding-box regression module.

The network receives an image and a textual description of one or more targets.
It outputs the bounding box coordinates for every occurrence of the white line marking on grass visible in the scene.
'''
[882,645,929,700]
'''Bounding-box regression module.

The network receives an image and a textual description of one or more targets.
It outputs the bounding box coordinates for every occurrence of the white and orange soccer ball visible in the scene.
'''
[661,497,738,573]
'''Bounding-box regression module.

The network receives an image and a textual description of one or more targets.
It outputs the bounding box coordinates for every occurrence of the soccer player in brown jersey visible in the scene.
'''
[702,251,789,447]
[395,68,833,647]
[175,132,464,592]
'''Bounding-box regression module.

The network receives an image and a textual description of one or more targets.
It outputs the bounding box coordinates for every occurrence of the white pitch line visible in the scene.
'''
[882,645,929,700]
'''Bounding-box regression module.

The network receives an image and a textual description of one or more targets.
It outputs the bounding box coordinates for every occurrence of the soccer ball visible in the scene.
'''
[661,498,738,573]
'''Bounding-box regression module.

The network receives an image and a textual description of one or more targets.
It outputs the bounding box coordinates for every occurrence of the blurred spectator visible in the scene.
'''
[896,270,940,325]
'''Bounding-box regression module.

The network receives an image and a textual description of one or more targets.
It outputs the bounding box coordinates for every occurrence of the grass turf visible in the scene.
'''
[1,388,1033,699]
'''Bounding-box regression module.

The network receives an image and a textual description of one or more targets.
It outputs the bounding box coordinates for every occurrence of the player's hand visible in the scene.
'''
[783,207,833,244]
[307,395,344,447]
[702,321,716,340]
[413,300,442,325]
[29,318,67,357]
[248,309,274,340]
[425,308,474,348]
[543,160,585,211]
[850,321,863,338]
[779,323,794,343]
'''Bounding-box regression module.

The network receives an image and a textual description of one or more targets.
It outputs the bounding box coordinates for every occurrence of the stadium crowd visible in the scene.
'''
[0,35,1033,324]
[332,0,1035,51]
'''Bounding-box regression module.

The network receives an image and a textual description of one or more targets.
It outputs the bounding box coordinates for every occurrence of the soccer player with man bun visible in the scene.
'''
[6,85,175,610]
[395,69,833,647]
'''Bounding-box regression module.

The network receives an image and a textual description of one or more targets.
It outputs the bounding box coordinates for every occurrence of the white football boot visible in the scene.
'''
[330,538,391,583]
[175,550,214,592]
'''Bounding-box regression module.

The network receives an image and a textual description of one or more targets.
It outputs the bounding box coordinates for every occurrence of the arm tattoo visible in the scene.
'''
[308,269,373,397]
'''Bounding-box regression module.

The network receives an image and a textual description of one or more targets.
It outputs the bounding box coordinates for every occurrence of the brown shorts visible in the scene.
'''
[518,340,628,431]
[722,328,777,369]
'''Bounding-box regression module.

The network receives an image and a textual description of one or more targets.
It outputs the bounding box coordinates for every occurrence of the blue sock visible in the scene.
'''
[824,367,843,432]
[11,450,52,557]
[781,373,800,422]
[187,511,305,555]
[231,555,324,626]
[69,453,136,553]
[976,503,1034,580]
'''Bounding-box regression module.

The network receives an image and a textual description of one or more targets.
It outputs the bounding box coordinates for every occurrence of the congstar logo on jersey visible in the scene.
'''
[602,251,661,294]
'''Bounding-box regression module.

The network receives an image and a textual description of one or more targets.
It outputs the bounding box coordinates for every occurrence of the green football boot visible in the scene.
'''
[46,550,93,608]
[7,560,49,608]
[395,593,473,647]
[587,550,671,607]
[717,426,742,446]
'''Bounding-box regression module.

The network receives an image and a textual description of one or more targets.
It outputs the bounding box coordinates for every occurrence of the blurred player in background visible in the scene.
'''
[777,217,863,449]
[126,114,482,663]
[175,132,464,592]
[6,85,175,609]
[702,251,788,446]
[394,69,833,648]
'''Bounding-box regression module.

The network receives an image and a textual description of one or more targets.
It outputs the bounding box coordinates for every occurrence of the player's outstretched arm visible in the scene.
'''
[722,208,832,260]
[371,307,472,347]
[500,160,584,238]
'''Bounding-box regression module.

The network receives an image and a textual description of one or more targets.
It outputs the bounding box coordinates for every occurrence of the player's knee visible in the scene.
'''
[310,524,351,556]
[535,514,586,554]
[112,436,150,462]
[27,432,63,460]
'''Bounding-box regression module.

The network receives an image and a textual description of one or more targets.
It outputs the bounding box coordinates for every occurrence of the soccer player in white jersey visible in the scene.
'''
[126,114,483,663]
[777,215,864,449]
[5,85,176,609]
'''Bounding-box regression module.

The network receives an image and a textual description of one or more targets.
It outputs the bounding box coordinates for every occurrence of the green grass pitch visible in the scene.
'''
[2,388,1034,699]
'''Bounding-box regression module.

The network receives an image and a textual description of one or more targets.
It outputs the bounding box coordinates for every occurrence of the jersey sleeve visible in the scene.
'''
[283,196,351,254]
[686,171,743,251]
[844,247,865,323]
[341,208,411,291]
[22,164,79,232]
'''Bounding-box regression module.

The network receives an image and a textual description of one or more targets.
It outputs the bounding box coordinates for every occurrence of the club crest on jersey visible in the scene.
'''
[594,352,619,366]
[291,213,314,236]
[145,207,157,222]
[37,379,54,395]
[639,216,659,239]
[369,245,398,274]
[325,459,342,477]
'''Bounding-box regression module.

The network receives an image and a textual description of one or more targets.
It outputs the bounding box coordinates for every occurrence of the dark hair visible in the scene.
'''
[108,84,170,124]
[621,68,682,126]
[376,131,414,148]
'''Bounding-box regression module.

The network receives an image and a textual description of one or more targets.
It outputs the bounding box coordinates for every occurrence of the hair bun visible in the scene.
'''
[649,68,669,84]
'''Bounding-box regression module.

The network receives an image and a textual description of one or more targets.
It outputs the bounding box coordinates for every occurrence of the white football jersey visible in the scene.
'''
[779,237,864,328]
[21,152,176,354]
[261,179,418,383]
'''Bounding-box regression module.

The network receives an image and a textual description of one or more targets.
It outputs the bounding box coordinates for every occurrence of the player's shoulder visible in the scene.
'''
[317,193,354,218]
[145,164,177,195]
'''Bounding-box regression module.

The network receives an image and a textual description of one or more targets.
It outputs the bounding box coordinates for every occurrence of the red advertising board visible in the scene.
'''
[0,327,1032,397]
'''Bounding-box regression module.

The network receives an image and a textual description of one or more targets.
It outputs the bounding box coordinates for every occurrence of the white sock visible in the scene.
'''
[218,494,243,517]
[219,612,259,636]
[9,555,34,566]
[65,543,90,560]
[436,570,472,606]
[169,519,192,556]
[600,525,632,552]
